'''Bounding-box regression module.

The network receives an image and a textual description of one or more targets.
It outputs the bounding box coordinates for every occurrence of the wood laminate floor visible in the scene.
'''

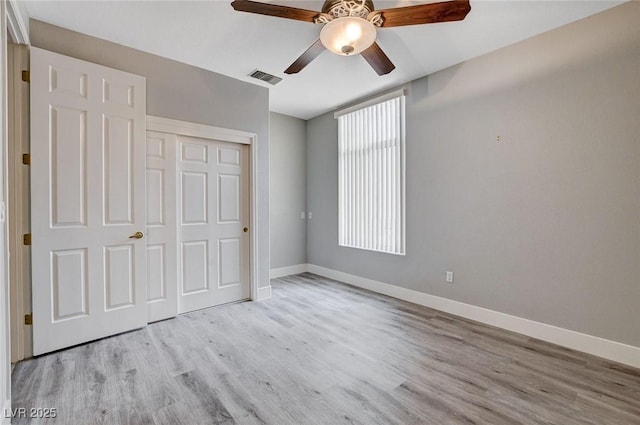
[11,273,640,424]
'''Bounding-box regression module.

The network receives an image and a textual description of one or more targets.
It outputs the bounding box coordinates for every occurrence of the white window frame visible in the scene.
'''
[335,89,406,255]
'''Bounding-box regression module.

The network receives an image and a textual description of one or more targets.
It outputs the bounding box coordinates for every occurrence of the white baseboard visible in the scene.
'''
[256,285,272,301]
[270,264,309,279]
[306,264,640,369]
[1,398,11,425]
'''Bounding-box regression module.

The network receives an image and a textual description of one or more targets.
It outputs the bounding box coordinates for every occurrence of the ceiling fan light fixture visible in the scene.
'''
[320,16,376,56]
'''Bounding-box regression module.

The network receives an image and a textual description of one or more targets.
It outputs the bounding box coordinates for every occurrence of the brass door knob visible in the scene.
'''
[243,227,249,233]
[128,231,144,239]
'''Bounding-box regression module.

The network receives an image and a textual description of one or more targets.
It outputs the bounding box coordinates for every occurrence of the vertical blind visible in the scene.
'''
[337,94,405,255]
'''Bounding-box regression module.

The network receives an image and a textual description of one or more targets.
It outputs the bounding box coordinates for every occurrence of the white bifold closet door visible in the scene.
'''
[145,131,178,322]
[177,135,250,313]
[30,47,147,355]
[144,129,251,317]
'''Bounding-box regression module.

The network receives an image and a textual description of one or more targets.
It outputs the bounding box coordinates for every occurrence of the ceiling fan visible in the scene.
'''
[231,0,471,76]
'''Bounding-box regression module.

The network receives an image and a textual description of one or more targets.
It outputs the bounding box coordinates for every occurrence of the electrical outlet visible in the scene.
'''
[446,271,454,283]
[308,212,312,220]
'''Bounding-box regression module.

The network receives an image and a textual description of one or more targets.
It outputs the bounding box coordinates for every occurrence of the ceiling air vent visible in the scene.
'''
[248,69,282,86]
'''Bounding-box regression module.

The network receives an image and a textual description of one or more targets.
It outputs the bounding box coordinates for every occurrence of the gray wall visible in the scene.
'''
[269,113,307,269]
[306,2,640,347]
[30,20,271,291]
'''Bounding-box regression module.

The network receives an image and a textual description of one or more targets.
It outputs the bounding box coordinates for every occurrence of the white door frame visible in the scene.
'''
[146,116,260,301]
[4,0,30,417]
[6,0,29,367]
[7,44,29,363]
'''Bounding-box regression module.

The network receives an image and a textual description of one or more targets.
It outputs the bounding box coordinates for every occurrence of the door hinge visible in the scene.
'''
[22,153,30,165]
[25,313,32,325]
[23,233,31,245]
[21,70,30,83]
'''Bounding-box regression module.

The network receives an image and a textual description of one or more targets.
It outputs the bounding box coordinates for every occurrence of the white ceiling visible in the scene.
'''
[24,0,624,119]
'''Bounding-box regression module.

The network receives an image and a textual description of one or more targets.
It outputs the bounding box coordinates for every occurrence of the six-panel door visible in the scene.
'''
[145,131,178,322]
[178,135,250,313]
[30,47,147,355]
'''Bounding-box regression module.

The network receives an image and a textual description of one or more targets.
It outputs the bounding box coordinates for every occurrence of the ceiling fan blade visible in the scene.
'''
[361,42,395,76]
[376,0,471,27]
[285,39,325,74]
[231,0,320,23]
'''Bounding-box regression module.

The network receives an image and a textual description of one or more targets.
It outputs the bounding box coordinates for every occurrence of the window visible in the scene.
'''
[336,90,406,255]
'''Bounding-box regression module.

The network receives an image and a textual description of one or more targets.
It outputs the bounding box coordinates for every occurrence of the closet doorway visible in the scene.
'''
[146,117,254,321]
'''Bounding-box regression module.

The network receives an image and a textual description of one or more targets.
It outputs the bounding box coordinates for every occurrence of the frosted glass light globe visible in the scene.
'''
[320,17,377,56]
